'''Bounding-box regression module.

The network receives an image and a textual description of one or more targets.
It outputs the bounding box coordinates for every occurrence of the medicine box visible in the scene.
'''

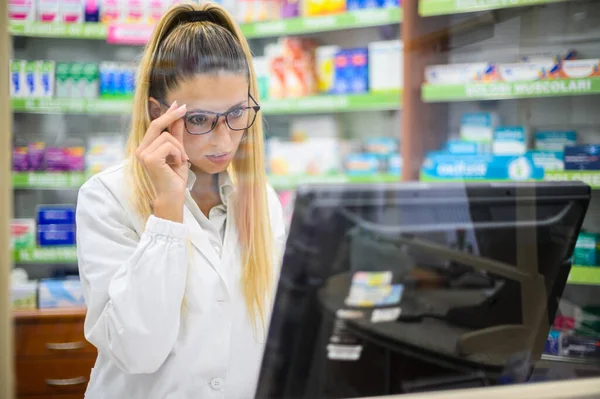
[38,278,85,309]
[368,40,403,93]
[10,60,26,98]
[564,145,600,171]
[344,153,380,176]
[11,282,38,310]
[10,219,36,251]
[38,224,76,247]
[425,63,497,85]
[446,140,489,155]
[526,151,564,172]
[460,112,500,143]
[573,232,600,267]
[334,48,369,95]
[8,0,36,21]
[37,205,76,225]
[493,126,527,156]
[55,62,72,98]
[316,45,339,94]
[36,60,55,98]
[535,131,577,151]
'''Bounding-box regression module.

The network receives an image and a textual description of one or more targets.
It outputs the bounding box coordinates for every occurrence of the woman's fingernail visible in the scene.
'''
[169,101,178,110]
[177,104,187,114]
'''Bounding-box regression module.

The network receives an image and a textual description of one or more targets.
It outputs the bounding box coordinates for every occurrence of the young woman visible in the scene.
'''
[76,3,286,398]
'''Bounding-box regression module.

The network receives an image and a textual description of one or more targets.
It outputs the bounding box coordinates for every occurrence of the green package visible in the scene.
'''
[573,232,600,267]
[55,62,71,98]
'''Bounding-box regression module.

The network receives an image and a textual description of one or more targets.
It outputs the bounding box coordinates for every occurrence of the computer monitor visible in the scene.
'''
[255,181,590,398]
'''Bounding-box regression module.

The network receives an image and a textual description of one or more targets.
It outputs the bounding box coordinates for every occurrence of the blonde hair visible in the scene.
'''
[125,2,273,327]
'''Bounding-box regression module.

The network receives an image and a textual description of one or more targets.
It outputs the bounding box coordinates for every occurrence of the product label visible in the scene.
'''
[371,307,401,323]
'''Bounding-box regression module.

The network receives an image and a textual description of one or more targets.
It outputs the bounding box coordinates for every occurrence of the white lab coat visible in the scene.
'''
[76,163,287,399]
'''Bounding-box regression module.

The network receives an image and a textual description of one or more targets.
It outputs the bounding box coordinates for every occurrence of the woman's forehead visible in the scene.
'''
[167,73,248,111]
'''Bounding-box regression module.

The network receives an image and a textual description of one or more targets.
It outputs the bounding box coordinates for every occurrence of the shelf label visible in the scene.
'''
[423,78,600,102]
[544,171,600,188]
[14,247,77,263]
[107,24,154,45]
[420,0,564,16]
[9,22,107,38]
[13,172,87,188]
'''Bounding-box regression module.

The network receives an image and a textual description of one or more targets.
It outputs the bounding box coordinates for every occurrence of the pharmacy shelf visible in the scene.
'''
[13,172,88,189]
[421,78,600,103]
[9,21,108,39]
[241,7,401,38]
[262,91,401,114]
[269,173,399,190]
[568,266,600,286]
[11,97,132,115]
[8,8,401,41]
[419,0,566,17]
[13,246,78,264]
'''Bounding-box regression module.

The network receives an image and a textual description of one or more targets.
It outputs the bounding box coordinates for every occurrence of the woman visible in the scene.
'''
[76,3,286,398]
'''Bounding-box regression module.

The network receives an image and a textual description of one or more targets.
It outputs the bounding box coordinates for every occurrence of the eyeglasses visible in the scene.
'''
[159,94,261,136]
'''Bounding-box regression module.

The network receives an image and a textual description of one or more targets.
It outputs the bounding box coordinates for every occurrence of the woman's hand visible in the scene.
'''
[136,101,189,222]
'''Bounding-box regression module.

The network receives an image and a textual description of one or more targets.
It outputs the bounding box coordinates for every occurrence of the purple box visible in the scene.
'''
[13,146,29,171]
[45,147,85,172]
[27,142,45,171]
[281,0,299,18]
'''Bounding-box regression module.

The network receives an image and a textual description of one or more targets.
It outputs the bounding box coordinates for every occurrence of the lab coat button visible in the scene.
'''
[210,378,224,390]
[213,244,221,254]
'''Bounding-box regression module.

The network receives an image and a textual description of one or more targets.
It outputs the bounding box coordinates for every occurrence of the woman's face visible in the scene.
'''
[153,73,249,175]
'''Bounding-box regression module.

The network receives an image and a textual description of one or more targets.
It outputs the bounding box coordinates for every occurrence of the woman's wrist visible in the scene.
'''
[154,194,185,223]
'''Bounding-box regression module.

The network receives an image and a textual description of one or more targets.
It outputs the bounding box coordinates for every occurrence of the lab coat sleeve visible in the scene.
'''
[76,176,188,374]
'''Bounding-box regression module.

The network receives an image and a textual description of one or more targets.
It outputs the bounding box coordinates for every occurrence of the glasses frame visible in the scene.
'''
[159,93,261,136]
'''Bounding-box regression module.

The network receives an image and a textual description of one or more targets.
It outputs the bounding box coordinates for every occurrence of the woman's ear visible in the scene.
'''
[148,97,162,120]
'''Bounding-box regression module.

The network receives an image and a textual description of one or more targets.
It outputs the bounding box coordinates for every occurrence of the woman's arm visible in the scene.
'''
[76,176,188,374]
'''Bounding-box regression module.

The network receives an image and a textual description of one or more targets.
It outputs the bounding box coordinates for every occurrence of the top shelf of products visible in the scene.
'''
[419,0,567,17]
[8,7,401,41]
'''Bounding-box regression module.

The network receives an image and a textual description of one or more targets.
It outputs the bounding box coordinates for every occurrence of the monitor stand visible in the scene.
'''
[395,235,549,361]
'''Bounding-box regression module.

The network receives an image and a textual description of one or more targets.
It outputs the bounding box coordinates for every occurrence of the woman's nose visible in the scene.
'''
[209,118,232,146]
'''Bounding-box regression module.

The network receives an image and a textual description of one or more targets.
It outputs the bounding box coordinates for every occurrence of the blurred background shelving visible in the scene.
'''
[7,0,600,390]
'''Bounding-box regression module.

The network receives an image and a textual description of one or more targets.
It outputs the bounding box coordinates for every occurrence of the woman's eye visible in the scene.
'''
[187,114,210,126]
[229,108,245,118]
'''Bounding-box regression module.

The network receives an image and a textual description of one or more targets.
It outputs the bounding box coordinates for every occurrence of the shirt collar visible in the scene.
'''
[187,169,235,206]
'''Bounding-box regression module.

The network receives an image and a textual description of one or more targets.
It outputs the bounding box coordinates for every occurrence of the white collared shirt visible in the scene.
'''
[185,171,232,252]
[76,163,287,399]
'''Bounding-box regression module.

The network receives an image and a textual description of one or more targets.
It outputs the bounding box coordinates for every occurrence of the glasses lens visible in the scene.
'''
[185,113,216,135]
[227,108,256,131]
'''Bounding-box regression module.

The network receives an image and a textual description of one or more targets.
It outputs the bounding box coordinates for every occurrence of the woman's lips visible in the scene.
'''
[206,152,232,164]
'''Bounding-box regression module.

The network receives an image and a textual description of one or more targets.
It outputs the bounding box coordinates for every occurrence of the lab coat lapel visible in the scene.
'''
[183,205,231,296]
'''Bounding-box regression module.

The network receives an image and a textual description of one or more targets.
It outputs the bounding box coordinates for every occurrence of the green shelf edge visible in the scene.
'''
[568,266,600,286]
[241,7,401,38]
[420,171,600,189]
[11,97,134,115]
[269,174,400,190]
[419,0,565,17]
[12,92,401,115]
[9,21,108,39]
[422,78,600,103]
[9,8,401,41]
[13,247,78,264]
[12,172,89,189]
[261,91,402,114]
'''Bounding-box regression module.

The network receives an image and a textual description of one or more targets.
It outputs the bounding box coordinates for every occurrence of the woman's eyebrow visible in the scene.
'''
[187,100,248,113]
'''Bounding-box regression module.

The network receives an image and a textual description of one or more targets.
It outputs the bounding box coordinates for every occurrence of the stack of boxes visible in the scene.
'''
[8,0,401,25]
[256,38,402,100]
[10,59,136,99]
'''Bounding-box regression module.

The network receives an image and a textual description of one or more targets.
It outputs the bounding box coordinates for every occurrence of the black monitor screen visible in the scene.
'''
[256,182,589,399]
